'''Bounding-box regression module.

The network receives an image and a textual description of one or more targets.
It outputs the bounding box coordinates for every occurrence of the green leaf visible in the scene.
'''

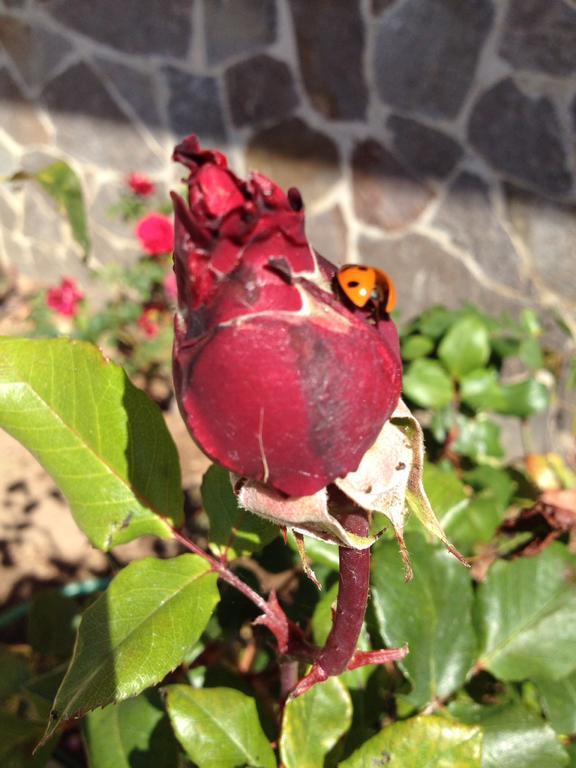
[492,336,521,359]
[422,463,469,530]
[475,544,576,681]
[28,590,77,659]
[460,369,506,412]
[536,672,576,735]
[164,685,276,768]
[34,161,91,257]
[429,407,456,443]
[463,466,517,509]
[84,691,179,768]
[202,464,278,559]
[438,315,491,379]
[419,464,494,554]
[443,466,516,552]
[518,338,544,370]
[451,702,569,768]
[499,380,549,418]
[280,677,352,768]
[0,711,54,768]
[453,415,504,462]
[42,555,219,743]
[401,334,434,361]
[311,582,339,646]
[288,535,339,570]
[445,496,503,553]
[418,306,459,339]
[371,535,476,708]
[461,372,549,418]
[340,715,483,768]
[520,309,542,338]
[0,645,31,701]
[403,359,454,410]
[568,358,576,392]
[0,338,182,549]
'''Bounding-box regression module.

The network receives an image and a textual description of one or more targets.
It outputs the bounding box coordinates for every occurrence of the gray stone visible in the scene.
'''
[499,0,576,77]
[433,172,525,291]
[22,184,64,242]
[246,117,340,204]
[0,15,73,91]
[374,0,494,119]
[0,140,19,178]
[505,185,576,305]
[93,58,163,128]
[43,0,193,57]
[372,0,398,13]
[204,0,277,65]
[20,150,60,175]
[0,69,50,145]
[0,188,16,232]
[2,228,32,276]
[88,180,139,240]
[90,230,140,269]
[21,240,94,287]
[225,54,298,127]
[358,233,523,320]
[306,206,347,265]
[288,0,367,120]
[468,78,572,199]
[0,16,72,87]
[164,67,226,143]
[41,63,162,170]
[387,115,463,180]
[352,139,433,231]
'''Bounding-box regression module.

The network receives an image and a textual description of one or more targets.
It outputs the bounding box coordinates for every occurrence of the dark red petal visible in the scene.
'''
[174,314,401,497]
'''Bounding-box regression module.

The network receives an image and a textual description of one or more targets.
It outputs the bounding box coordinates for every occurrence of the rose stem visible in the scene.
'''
[314,506,370,676]
[172,527,276,615]
[279,660,299,701]
[171,526,314,660]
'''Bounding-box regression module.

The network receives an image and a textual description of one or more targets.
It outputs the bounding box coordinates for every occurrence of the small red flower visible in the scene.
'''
[127,172,155,197]
[46,278,84,318]
[136,214,174,256]
[137,307,161,338]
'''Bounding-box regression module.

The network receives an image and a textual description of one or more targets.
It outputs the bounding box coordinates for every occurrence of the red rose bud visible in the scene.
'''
[136,213,175,256]
[127,172,155,197]
[172,135,402,497]
[46,277,84,318]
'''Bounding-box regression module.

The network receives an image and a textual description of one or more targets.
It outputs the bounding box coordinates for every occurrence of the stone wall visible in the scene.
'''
[1,0,575,332]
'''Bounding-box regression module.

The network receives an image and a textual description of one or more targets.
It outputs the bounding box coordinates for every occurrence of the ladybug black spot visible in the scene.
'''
[347,280,360,288]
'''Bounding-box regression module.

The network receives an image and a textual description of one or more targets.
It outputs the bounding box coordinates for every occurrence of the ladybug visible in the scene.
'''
[336,264,396,316]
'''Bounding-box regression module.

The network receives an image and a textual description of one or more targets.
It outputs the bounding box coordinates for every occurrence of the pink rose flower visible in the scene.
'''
[127,172,155,197]
[46,278,84,318]
[136,213,174,256]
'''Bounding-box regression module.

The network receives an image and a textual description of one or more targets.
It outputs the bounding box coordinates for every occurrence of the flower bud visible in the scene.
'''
[172,136,402,497]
